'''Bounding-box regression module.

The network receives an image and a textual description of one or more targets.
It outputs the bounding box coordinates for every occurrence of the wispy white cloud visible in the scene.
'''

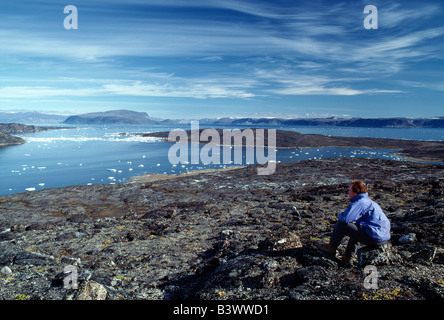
[0,75,258,100]
[379,3,441,29]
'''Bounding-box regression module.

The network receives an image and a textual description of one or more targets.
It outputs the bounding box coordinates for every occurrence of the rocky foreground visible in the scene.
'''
[0,158,443,300]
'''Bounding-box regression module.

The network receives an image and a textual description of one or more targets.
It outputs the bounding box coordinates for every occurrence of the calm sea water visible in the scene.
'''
[1,124,443,196]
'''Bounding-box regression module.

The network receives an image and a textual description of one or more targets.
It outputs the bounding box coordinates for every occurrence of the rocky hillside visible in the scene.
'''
[0,158,443,300]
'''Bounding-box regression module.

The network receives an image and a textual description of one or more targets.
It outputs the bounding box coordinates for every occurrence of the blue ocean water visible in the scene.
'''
[1,124,443,196]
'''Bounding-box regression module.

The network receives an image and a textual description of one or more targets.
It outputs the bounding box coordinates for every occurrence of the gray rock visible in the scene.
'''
[14,251,55,266]
[357,243,402,267]
[0,266,12,276]
[76,280,107,300]
[55,231,85,241]
[399,233,416,244]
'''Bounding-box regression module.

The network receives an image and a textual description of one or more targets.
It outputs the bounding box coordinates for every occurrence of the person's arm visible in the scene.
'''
[338,201,366,223]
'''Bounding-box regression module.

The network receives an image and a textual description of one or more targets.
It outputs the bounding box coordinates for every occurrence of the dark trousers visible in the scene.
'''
[330,221,386,258]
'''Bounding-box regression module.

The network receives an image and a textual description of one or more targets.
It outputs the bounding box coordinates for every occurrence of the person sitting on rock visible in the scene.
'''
[316,180,391,265]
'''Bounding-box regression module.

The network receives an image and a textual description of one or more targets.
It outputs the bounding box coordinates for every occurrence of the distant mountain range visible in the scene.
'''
[1,110,443,128]
[0,112,67,124]
[199,117,444,128]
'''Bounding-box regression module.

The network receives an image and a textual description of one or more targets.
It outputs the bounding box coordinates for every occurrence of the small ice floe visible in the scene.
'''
[129,168,133,171]
[38,183,45,187]
[156,163,161,166]
[25,187,36,192]
[107,169,117,172]
[37,167,46,170]
[138,164,144,168]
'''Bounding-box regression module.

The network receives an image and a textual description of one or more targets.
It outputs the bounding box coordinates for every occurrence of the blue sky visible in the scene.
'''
[0,0,443,119]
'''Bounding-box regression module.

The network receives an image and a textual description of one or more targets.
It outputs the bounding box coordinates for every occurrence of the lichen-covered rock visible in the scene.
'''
[357,243,403,267]
[76,280,107,300]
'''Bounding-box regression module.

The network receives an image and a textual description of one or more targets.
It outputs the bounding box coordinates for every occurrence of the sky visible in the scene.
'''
[0,0,443,120]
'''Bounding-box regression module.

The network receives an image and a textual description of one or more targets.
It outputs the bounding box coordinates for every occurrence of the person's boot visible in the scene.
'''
[316,242,336,257]
[341,254,354,266]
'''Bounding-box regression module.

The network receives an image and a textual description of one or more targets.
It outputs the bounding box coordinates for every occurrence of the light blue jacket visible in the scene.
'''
[338,193,391,242]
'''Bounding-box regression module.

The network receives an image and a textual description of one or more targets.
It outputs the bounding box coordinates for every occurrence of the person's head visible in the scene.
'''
[348,180,368,199]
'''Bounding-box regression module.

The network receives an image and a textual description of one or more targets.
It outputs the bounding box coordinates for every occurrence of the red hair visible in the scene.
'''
[350,180,368,194]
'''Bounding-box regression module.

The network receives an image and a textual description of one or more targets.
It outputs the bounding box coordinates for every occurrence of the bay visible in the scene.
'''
[1,124,443,196]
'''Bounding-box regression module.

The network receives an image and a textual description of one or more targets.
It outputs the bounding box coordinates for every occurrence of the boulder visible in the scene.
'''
[76,280,107,300]
[357,243,402,267]
[399,233,416,244]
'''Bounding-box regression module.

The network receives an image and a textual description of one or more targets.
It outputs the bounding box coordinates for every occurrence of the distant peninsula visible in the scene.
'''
[0,123,71,147]
[142,128,444,162]
[0,132,25,147]
[63,110,176,125]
